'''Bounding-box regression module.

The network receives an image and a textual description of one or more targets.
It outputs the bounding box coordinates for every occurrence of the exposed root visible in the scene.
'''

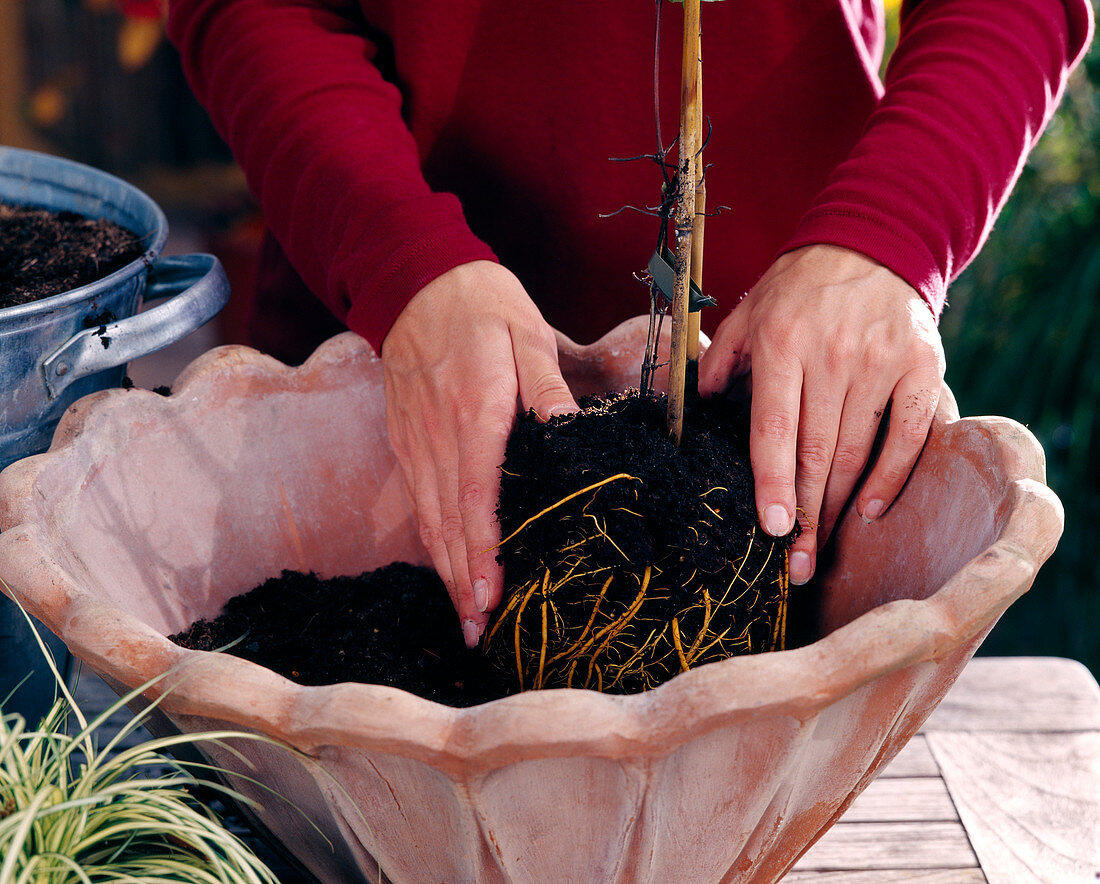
[485,473,795,693]
[490,473,641,551]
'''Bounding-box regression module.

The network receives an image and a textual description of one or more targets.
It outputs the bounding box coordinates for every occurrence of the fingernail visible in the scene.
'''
[789,551,813,585]
[473,578,489,613]
[462,619,481,650]
[763,504,792,537]
[861,499,885,524]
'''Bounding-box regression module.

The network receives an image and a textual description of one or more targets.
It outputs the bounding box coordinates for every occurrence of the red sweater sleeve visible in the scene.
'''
[166,0,496,353]
[783,0,1094,318]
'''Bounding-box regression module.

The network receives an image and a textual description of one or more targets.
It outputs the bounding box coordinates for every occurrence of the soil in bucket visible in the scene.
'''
[0,202,145,309]
[172,384,803,708]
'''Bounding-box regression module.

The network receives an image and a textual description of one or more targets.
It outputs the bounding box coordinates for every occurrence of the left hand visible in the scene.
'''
[697,244,946,585]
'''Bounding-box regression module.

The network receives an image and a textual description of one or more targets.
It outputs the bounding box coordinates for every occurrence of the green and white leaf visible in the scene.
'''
[0,596,290,884]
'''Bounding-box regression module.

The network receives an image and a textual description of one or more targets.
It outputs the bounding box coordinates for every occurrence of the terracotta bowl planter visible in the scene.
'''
[0,320,1063,883]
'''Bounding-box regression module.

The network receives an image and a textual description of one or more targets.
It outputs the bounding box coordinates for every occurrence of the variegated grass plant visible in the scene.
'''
[0,599,286,884]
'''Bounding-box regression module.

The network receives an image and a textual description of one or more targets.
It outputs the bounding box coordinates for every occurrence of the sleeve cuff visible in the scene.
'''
[782,207,949,320]
[344,221,498,353]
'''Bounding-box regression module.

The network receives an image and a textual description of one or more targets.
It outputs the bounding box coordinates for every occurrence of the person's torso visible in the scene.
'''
[363,0,885,342]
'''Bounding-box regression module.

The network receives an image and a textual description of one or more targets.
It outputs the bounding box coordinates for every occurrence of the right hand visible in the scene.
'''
[380,261,578,648]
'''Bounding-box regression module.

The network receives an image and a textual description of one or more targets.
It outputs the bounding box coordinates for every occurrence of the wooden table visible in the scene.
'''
[72,656,1099,882]
[789,657,1100,882]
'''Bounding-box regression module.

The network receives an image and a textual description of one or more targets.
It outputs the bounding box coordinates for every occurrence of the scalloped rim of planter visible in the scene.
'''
[0,331,1064,774]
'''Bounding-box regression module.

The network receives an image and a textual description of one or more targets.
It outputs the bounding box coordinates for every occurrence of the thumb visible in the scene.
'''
[697,305,751,398]
[514,329,579,420]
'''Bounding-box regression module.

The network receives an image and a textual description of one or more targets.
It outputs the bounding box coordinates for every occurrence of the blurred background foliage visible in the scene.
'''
[0,0,250,230]
[888,2,1100,675]
[941,47,1100,675]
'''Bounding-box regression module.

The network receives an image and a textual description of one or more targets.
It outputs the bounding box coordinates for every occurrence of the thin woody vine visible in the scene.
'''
[482,0,800,696]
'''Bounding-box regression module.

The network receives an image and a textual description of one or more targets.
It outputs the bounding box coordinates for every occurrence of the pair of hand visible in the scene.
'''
[381,246,945,647]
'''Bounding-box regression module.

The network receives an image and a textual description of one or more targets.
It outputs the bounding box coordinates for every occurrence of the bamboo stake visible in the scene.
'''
[687,53,705,362]
[667,0,701,444]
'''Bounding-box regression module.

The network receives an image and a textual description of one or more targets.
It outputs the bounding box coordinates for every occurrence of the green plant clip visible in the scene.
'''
[647,248,717,313]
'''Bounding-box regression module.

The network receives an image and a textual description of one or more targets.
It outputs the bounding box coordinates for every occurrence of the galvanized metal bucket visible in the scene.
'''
[1,146,231,470]
[0,145,231,724]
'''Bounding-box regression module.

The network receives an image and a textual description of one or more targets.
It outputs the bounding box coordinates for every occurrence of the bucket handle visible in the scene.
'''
[41,254,230,400]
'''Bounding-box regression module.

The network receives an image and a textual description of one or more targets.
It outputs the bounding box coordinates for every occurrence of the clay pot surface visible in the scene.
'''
[0,319,1063,883]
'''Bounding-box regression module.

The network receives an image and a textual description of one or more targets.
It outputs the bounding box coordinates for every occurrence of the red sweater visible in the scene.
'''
[168,0,1092,357]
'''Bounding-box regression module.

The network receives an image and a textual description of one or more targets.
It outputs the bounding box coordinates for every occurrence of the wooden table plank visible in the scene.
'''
[785,870,986,882]
[793,658,1100,881]
[928,730,1100,883]
[879,734,940,778]
[794,822,979,872]
[923,657,1100,733]
[843,776,958,823]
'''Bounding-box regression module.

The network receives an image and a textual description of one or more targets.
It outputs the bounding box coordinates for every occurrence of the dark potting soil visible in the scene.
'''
[172,383,804,707]
[0,202,146,309]
[486,383,801,692]
[172,564,506,708]
[498,385,762,598]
